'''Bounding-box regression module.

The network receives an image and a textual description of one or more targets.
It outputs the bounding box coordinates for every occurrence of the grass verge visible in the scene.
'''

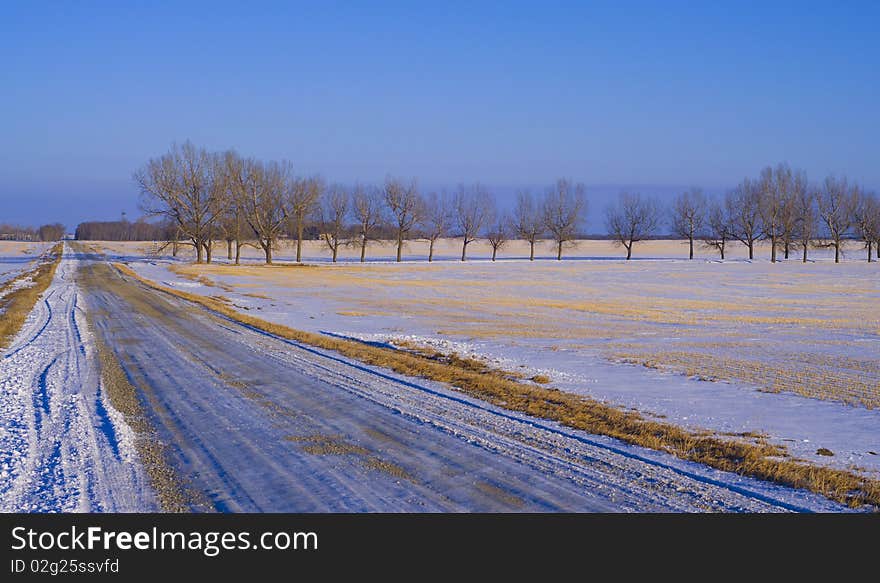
[113,261,880,509]
[0,243,62,349]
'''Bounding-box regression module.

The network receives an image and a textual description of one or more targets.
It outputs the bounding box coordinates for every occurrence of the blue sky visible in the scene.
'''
[1,1,878,228]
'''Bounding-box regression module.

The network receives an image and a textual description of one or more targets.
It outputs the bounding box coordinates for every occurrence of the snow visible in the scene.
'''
[80,252,855,512]
[113,240,880,481]
[0,239,869,511]
[0,244,157,512]
[0,242,51,286]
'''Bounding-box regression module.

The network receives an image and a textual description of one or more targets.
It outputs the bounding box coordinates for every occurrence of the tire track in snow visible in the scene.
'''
[0,244,156,512]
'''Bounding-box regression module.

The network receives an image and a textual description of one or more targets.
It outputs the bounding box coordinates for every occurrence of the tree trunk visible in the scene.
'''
[688,236,694,260]
[720,241,725,260]
[235,240,241,265]
[195,240,204,264]
[626,244,632,260]
[360,237,367,263]
[205,242,212,264]
[784,239,790,259]
[265,242,273,265]
[556,240,562,261]
[296,217,304,263]
[227,240,233,260]
[868,241,873,263]
[491,247,497,261]
[461,240,468,262]
[332,245,338,263]
[172,239,179,257]
[428,239,435,262]
[770,236,776,263]
[529,240,535,261]
[802,243,808,263]
[397,232,403,262]
[748,241,754,260]
[834,242,840,263]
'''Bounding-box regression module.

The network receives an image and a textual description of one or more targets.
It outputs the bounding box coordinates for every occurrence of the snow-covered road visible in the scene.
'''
[0,248,156,512]
[0,247,853,512]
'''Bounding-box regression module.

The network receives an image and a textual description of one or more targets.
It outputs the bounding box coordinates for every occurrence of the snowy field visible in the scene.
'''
[96,238,880,482]
[0,242,50,285]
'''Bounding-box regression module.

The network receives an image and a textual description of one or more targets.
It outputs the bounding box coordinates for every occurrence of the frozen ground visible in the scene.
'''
[0,245,156,511]
[0,242,50,286]
[0,240,869,512]
[99,238,880,480]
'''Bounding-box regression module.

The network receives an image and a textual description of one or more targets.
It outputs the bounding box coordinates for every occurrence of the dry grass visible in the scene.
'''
[114,261,880,508]
[242,292,272,300]
[0,244,62,349]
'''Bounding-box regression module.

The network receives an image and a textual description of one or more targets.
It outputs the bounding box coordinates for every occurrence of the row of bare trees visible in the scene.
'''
[75,219,172,241]
[134,143,589,264]
[669,164,879,263]
[135,146,877,264]
[0,223,65,242]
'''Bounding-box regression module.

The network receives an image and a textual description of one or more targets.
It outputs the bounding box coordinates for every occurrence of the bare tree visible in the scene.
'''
[818,175,855,263]
[421,191,452,262]
[781,169,806,259]
[486,214,509,261]
[383,177,424,262]
[218,151,255,264]
[288,175,323,263]
[351,184,384,263]
[230,155,290,264]
[758,165,788,263]
[605,192,660,260]
[852,189,880,263]
[793,185,818,263]
[316,185,350,263]
[38,223,66,241]
[134,141,229,264]
[671,188,706,259]
[726,179,762,260]
[513,190,544,261]
[454,184,493,261]
[220,201,255,265]
[202,151,235,264]
[703,199,732,259]
[542,179,586,260]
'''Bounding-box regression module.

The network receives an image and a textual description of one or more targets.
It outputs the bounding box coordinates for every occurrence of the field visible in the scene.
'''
[93,238,880,483]
[0,241,50,285]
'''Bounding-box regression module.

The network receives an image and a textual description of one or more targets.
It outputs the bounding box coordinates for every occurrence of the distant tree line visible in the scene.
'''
[75,219,174,241]
[671,164,879,263]
[0,223,65,242]
[131,143,878,264]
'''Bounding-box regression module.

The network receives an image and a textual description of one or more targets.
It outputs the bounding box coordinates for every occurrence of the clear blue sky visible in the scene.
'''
[1,1,878,229]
